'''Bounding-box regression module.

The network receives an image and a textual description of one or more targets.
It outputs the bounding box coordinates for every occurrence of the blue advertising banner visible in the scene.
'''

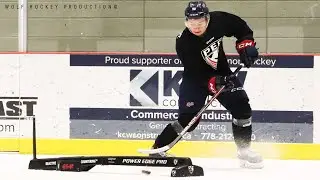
[70,54,314,68]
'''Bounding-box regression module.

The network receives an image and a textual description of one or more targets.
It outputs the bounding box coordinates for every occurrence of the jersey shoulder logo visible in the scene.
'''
[201,38,222,70]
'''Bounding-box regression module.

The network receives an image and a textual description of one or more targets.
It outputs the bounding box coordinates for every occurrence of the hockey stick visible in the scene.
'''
[138,64,243,155]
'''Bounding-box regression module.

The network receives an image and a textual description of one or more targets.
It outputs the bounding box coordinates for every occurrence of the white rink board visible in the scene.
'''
[0,54,318,143]
[313,56,320,142]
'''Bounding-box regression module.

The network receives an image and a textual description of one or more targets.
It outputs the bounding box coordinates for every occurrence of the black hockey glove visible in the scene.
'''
[208,75,236,94]
[236,40,259,68]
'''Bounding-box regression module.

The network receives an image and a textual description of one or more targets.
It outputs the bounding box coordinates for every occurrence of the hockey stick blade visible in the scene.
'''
[138,145,170,154]
[138,65,243,155]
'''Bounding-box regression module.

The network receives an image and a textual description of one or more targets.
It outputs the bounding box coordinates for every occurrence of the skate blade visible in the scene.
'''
[239,159,264,169]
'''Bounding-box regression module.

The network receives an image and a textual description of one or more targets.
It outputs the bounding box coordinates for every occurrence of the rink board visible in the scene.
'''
[0,53,319,160]
[1,138,320,160]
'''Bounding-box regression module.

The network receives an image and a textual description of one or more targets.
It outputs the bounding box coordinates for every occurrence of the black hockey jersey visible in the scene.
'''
[176,11,254,83]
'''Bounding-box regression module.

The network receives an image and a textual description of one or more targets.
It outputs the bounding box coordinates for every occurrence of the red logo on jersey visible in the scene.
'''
[201,38,222,69]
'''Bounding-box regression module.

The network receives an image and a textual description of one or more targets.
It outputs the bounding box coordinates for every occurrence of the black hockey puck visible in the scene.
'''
[142,170,151,175]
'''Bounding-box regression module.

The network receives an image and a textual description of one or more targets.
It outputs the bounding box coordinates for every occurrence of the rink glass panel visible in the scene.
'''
[0,0,320,53]
[0,0,19,51]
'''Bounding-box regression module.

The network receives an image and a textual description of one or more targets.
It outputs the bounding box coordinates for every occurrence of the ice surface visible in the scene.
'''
[1,153,319,180]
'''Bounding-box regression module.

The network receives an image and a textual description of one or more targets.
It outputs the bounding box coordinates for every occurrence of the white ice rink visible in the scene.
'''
[1,153,319,180]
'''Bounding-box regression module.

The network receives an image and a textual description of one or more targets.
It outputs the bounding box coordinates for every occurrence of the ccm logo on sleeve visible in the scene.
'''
[236,40,254,51]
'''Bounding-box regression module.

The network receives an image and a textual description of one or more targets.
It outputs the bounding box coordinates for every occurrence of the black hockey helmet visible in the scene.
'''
[184,1,209,20]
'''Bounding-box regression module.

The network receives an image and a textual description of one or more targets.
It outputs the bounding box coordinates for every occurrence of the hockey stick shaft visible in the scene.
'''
[138,65,243,154]
[164,65,243,148]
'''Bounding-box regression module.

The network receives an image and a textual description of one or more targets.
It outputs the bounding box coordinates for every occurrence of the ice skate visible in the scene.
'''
[237,148,264,169]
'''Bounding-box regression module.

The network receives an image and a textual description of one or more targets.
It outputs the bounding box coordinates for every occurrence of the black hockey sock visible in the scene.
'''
[232,123,252,149]
[154,124,179,148]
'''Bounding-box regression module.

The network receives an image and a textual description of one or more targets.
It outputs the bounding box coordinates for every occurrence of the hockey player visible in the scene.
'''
[149,1,263,169]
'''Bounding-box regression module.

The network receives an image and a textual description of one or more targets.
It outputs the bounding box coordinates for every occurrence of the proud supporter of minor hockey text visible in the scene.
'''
[104,55,278,67]
[70,54,313,68]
